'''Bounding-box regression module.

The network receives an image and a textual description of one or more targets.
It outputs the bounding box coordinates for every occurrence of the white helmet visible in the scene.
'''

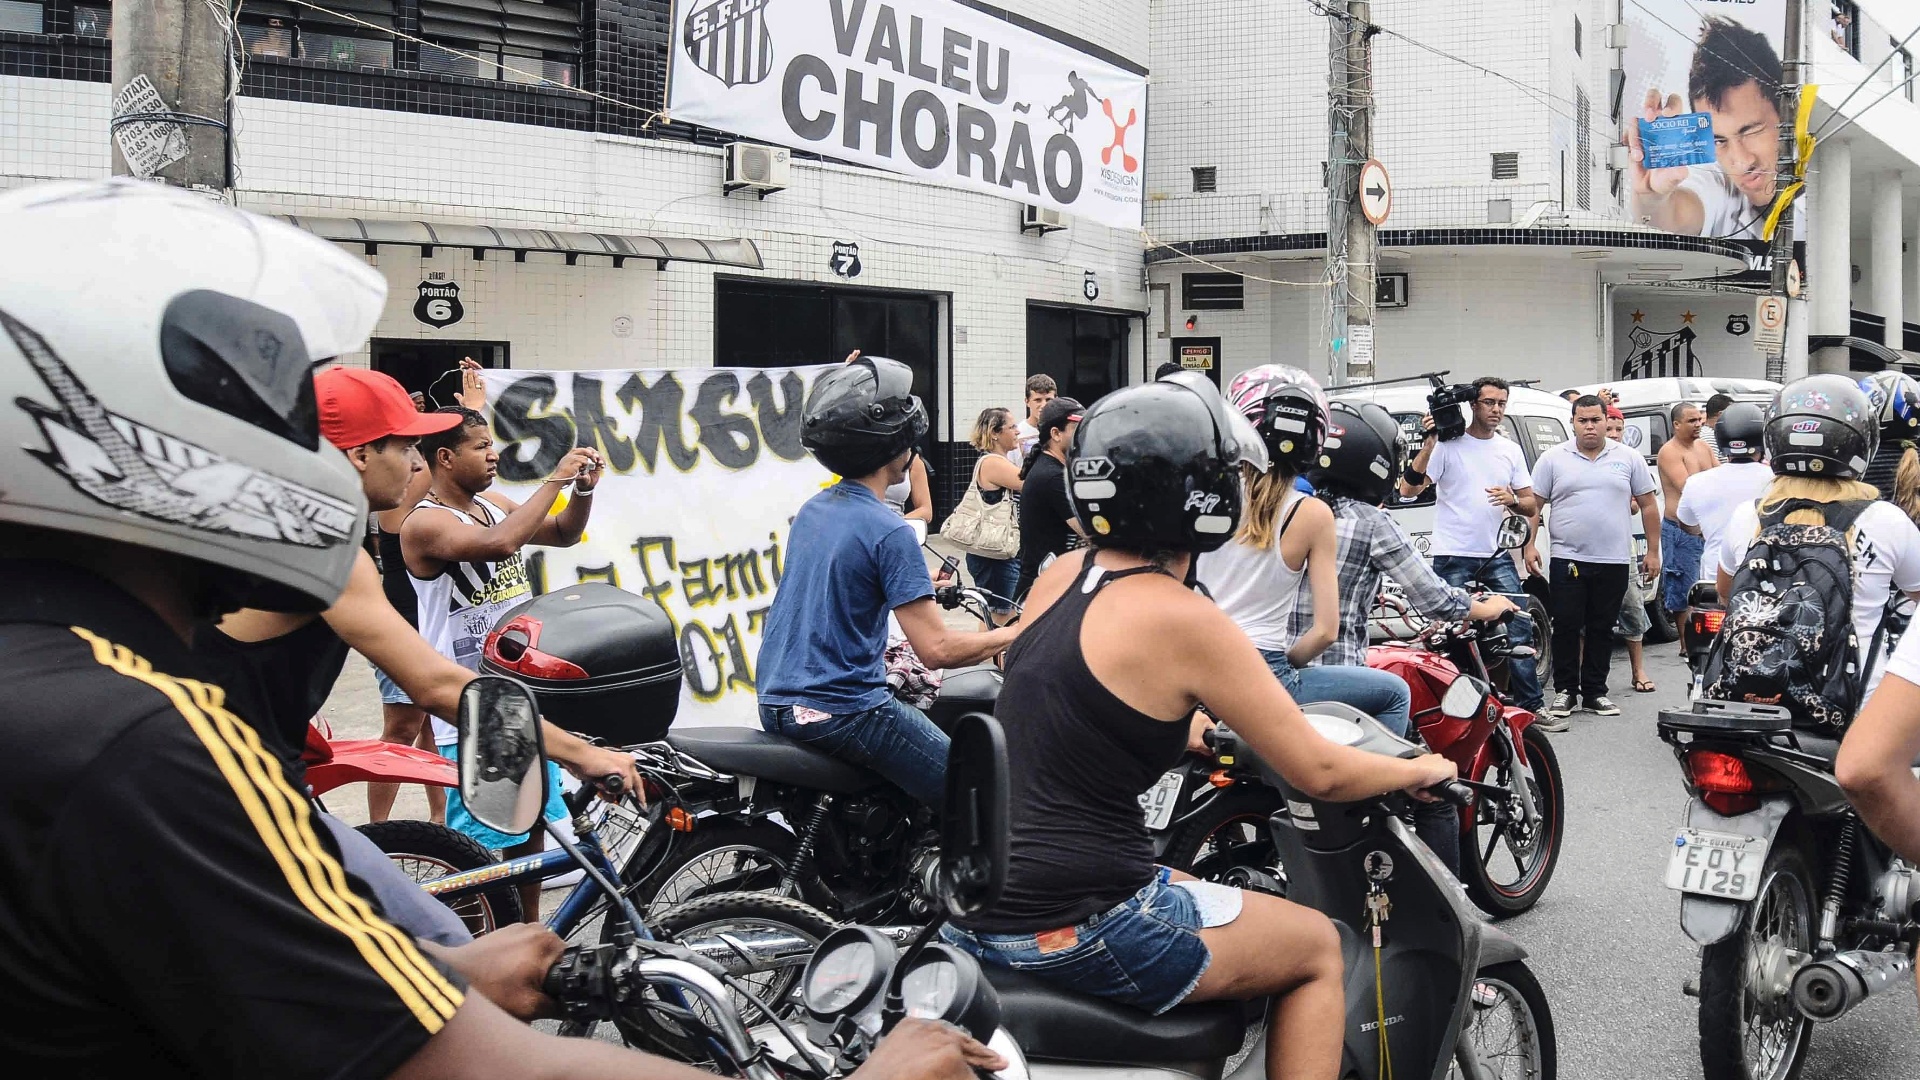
[0,179,385,610]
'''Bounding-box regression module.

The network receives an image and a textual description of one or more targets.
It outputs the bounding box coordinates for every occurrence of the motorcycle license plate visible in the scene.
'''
[1664,828,1769,901]
[1140,771,1184,831]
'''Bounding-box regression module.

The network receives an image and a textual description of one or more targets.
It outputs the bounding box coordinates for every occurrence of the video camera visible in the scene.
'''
[1427,380,1477,442]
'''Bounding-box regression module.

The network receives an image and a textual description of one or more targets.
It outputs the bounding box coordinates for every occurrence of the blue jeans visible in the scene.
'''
[1432,554,1543,711]
[761,698,948,806]
[943,867,1212,1015]
[965,553,1021,615]
[1261,650,1413,737]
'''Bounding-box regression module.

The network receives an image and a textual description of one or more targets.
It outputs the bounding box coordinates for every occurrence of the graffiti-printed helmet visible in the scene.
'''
[0,179,379,611]
[1765,375,1877,480]
[1860,370,1920,444]
[1226,364,1329,475]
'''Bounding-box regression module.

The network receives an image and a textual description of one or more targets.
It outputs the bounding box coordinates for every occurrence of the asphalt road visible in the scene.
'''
[319,643,1920,1077]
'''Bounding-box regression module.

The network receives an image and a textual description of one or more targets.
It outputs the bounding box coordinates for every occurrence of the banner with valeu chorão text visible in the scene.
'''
[667,0,1148,231]
[482,366,834,729]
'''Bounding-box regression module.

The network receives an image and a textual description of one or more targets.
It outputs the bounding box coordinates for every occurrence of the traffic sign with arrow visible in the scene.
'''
[1359,159,1392,225]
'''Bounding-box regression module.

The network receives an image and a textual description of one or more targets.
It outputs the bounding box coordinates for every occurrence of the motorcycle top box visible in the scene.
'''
[481,583,682,746]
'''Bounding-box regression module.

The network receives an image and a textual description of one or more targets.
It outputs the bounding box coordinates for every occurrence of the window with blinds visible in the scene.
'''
[239,0,396,68]
[419,0,582,88]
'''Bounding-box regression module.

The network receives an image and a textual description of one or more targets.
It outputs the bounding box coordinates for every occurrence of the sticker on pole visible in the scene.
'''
[1358,160,1392,225]
[112,75,189,179]
[1753,296,1786,355]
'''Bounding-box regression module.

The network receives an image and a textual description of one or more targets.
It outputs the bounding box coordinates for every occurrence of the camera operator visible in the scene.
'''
[1400,376,1544,712]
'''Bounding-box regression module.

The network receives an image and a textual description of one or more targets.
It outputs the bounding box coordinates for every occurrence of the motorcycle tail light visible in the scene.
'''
[1702,791,1761,816]
[1690,610,1725,636]
[1685,749,1754,793]
[485,615,590,680]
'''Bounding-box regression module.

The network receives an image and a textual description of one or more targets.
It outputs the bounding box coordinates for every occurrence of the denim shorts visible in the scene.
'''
[943,868,1225,1015]
[372,663,413,706]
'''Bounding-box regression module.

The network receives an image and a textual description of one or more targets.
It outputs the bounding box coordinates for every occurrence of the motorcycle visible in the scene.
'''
[1157,520,1566,919]
[1681,580,1724,683]
[790,709,1553,1080]
[1656,699,1920,1080]
[611,580,1007,924]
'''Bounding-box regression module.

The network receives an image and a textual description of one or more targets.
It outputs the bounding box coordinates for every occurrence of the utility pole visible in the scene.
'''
[1763,0,1804,382]
[111,0,232,192]
[1326,0,1378,386]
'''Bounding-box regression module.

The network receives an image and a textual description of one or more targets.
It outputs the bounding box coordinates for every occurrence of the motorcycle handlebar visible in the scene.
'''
[1432,780,1475,807]
[563,772,628,816]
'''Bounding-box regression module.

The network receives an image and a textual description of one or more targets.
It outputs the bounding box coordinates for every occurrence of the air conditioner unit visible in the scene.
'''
[1022,205,1068,234]
[724,143,790,198]
[1377,273,1409,308]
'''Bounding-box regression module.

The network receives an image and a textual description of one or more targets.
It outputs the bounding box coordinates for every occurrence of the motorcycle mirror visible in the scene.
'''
[1440,675,1491,720]
[1496,513,1532,552]
[456,675,547,837]
[937,713,1010,920]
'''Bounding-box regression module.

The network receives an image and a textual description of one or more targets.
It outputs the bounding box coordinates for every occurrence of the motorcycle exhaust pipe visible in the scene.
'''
[1790,950,1914,1022]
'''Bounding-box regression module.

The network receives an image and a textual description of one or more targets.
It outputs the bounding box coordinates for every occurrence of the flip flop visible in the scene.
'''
[1633,678,1657,693]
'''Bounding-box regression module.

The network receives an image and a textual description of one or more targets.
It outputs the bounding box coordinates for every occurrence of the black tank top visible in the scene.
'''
[375,525,419,627]
[960,561,1193,934]
[198,616,351,775]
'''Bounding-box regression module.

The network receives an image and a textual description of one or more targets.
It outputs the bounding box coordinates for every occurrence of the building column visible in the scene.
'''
[1873,175,1904,350]
[1907,204,1920,334]
[1811,140,1854,374]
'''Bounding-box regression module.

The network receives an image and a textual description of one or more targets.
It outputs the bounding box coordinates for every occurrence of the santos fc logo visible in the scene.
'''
[684,0,776,88]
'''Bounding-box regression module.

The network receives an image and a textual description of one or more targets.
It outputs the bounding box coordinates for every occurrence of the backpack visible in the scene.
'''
[1702,499,1873,734]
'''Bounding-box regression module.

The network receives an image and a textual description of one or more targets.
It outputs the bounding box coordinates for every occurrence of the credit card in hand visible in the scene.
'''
[1637,112,1717,169]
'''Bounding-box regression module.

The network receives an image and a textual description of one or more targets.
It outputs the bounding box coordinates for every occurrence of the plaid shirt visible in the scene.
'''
[1287,495,1472,667]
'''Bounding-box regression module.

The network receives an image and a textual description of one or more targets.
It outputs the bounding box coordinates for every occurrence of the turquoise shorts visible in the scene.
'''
[439,744,568,850]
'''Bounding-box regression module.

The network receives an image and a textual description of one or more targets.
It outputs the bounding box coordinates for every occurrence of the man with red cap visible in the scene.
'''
[202,366,639,935]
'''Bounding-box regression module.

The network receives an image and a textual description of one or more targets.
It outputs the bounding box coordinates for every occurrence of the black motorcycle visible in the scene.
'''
[1656,699,1920,1080]
[615,581,1005,925]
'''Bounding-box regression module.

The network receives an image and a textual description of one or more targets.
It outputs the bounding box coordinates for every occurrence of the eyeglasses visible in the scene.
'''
[1476,398,1508,408]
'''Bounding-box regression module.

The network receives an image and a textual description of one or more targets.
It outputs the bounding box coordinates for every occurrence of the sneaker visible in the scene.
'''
[1533,713,1571,733]
[1544,691,1577,719]
[1585,696,1621,716]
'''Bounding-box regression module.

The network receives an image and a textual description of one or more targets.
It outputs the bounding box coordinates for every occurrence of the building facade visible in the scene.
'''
[2,0,1151,512]
[1142,0,1920,393]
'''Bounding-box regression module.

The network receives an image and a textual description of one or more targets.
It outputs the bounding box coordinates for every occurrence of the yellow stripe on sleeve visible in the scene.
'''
[69,627,465,1031]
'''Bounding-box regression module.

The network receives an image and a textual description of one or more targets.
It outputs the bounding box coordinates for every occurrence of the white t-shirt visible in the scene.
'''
[1196,490,1311,652]
[1720,499,1920,698]
[1677,165,1807,242]
[1879,608,1920,690]
[1426,431,1532,559]
[1014,420,1039,468]
[1676,462,1773,583]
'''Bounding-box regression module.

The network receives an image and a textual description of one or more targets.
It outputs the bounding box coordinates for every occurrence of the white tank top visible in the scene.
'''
[883,476,913,515]
[408,496,534,672]
[1195,489,1311,653]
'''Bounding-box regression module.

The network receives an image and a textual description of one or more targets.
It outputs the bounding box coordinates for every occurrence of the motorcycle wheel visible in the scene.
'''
[356,819,524,936]
[1461,725,1565,918]
[1698,843,1816,1080]
[1524,593,1554,691]
[1449,961,1556,1080]
[1158,787,1287,892]
[602,892,842,1061]
[625,819,833,914]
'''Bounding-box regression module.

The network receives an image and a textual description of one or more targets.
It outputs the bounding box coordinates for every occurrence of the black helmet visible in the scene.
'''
[1066,371,1268,554]
[1226,364,1330,474]
[1307,401,1406,505]
[1764,374,1877,480]
[1714,402,1766,462]
[800,357,929,478]
[1861,370,1920,444]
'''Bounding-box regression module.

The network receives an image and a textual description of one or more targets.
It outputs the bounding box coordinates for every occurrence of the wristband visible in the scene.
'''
[1403,468,1427,486]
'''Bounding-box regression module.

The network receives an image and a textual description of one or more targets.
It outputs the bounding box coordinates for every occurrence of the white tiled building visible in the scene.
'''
[1142,0,1920,393]
[1,0,1150,510]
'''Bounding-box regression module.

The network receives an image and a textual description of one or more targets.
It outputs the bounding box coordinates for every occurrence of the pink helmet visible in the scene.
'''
[1226,364,1330,472]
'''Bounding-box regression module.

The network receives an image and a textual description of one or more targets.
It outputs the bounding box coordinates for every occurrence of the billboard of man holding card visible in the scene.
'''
[1623,1,1796,243]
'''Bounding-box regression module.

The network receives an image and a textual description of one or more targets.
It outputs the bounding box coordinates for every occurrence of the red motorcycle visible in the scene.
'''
[1153,606,1566,919]
[302,721,526,932]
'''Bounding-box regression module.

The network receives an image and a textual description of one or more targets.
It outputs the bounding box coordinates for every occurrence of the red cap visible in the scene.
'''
[1605,406,1625,421]
[315,367,465,450]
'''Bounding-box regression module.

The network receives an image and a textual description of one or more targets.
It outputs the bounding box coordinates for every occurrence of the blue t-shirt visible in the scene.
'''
[757,482,936,714]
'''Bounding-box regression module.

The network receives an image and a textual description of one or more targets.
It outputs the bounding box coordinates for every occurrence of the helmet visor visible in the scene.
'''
[1160,370,1271,474]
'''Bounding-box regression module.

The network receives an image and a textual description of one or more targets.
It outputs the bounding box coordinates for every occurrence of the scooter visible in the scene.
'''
[1656,699,1920,1080]
[795,708,1556,1080]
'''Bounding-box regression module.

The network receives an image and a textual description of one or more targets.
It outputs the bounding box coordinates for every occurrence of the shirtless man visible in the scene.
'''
[1657,402,1717,651]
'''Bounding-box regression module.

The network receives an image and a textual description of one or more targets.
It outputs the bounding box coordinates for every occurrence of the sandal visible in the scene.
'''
[1633,678,1657,693]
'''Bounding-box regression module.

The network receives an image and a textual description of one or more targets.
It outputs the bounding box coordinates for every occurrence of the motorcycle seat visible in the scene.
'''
[983,966,1248,1066]
[664,728,885,794]
[1789,731,1920,768]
